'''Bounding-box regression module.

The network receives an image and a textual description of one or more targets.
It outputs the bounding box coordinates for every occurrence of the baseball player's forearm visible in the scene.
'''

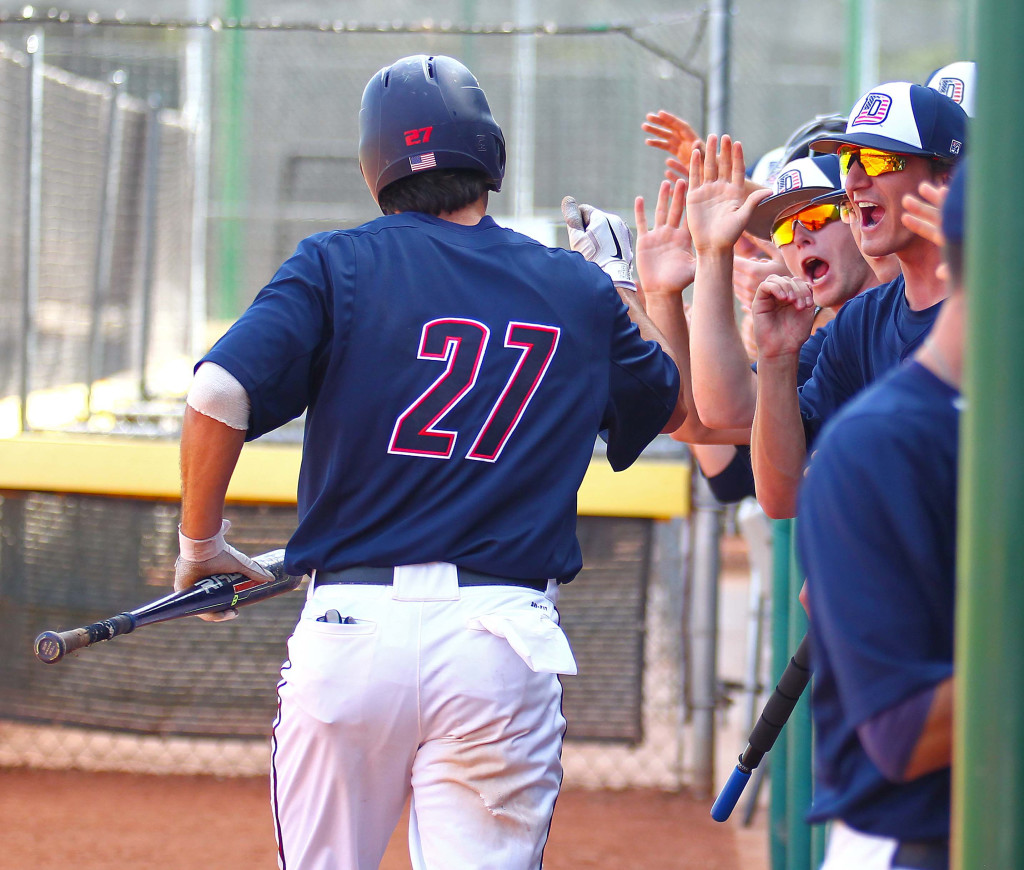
[180,405,247,539]
[750,353,805,519]
[857,677,954,783]
[690,249,759,428]
[901,677,954,781]
[642,289,750,445]
[616,286,687,432]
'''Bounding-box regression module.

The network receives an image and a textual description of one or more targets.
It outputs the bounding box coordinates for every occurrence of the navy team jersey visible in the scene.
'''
[797,360,958,839]
[798,275,942,445]
[202,212,679,582]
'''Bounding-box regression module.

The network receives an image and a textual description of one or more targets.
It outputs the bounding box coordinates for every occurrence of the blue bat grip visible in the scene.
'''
[711,765,751,822]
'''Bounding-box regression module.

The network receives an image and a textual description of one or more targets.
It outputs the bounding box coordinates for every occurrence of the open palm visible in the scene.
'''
[635,179,696,296]
[686,134,770,252]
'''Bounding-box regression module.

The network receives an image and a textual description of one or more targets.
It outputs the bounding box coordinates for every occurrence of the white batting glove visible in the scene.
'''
[562,195,636,291]
[174,519,272,622]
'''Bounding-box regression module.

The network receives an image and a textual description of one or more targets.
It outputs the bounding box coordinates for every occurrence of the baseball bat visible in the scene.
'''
[33,549,300,665]
[711,633,812,822]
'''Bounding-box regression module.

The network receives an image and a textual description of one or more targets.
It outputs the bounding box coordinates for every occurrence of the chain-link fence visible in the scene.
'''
[0,491,690,787]
[1,2,966,423]
[0,40,194,420]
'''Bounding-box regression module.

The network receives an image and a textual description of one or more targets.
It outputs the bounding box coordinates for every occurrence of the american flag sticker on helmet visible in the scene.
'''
[410,152,437,172]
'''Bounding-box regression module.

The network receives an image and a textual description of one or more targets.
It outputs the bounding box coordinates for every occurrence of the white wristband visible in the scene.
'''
[603,260,632,285]
[178,519,230,561]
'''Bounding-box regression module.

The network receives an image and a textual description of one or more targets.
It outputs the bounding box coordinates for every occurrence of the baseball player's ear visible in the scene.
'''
[932,163,954,186]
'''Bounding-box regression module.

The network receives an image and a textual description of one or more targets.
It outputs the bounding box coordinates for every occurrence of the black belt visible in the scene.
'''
[891,838,949,870]
[314,565,547,594]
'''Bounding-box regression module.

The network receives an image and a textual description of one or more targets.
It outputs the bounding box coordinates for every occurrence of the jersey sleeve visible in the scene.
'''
[201,234,343,440]
[704,445,755,504]
[797,412,955,727]
[600,289,680,472]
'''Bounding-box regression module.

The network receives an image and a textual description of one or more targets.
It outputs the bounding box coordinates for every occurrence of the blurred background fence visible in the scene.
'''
[0,0,967,798]
[0,0,966,430]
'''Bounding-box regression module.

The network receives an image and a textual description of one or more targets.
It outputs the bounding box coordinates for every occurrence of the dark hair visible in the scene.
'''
[378,169,491,216]
[930,157,957,180]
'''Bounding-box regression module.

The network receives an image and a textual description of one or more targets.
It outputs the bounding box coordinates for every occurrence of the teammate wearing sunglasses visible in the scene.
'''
[749,155,879,328]
[678,144,879,440]
[749,81,966,518]
[637,141,881,509]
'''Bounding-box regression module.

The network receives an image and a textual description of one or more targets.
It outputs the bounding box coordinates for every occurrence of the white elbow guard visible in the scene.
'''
[186,362,251,431]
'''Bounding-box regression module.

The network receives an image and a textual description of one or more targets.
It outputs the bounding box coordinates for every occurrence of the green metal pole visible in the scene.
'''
[953,2,1024,868]
[770,519,792,870]
[785,526,811,870]
[215,0,247,319]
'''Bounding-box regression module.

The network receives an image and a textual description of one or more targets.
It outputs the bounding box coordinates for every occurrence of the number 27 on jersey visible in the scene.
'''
[388,317,560,463]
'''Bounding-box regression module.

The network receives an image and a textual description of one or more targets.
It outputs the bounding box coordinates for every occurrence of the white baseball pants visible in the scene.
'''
[820,821,898,869]
[271,563,572,870]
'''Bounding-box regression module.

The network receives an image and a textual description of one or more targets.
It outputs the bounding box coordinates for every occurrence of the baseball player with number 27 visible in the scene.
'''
[174,55,685,869]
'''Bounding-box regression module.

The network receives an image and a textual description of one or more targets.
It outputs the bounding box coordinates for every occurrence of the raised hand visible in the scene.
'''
[686,134,771,254]
[642,110,705,168]
[901,180,949,247]
[751,275,816,360]
[634,178,697,297]
[664,155,690,183]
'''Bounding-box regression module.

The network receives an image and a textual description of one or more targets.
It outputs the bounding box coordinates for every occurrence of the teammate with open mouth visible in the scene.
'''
[749,80,967,519]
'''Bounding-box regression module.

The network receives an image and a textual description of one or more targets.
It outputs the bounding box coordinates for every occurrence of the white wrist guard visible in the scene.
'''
[187,362,251,431]
[178,519,230,562]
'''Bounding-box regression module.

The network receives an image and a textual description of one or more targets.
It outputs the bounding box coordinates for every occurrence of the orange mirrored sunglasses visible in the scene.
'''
[838,145,909,179]
[770,203,842,247]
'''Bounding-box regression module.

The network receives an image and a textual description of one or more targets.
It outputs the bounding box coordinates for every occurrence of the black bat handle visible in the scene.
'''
[711,634,813,822]
[34,613,136,664]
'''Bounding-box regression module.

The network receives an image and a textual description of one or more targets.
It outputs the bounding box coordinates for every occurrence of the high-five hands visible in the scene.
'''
[642,110,705,182]
[634,178,697,296]
[686,134,771,254]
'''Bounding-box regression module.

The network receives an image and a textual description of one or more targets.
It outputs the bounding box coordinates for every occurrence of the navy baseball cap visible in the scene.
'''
[942,158,967,245]
[747,155,843,239]
[811,82,967,160]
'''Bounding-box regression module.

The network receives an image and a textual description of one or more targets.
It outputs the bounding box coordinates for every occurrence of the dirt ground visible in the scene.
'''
[0,768,768,869]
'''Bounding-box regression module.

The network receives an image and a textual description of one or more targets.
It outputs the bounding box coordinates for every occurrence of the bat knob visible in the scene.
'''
[34,631,66,664]
[711,765,751,822]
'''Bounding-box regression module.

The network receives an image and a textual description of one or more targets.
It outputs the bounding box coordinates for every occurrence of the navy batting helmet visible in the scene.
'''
[358,55,506,204]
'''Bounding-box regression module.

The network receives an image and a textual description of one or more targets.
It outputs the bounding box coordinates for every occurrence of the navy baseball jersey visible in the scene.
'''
[797,360,958,839]
[798,275,942,445]
[203,212,679,582]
